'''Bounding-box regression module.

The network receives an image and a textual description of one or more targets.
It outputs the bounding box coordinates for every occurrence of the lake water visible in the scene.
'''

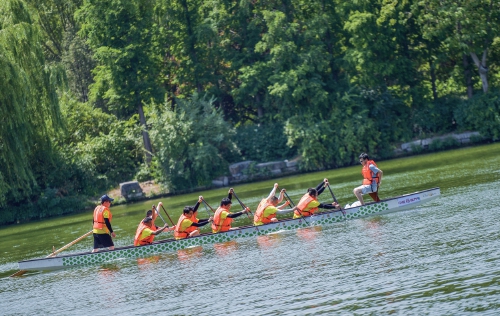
[1,143,500,315]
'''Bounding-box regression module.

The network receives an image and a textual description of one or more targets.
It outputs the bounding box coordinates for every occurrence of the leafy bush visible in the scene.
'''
[233,123,297,162]
[454,90,500,140]
[412,96,461,135]
[150,93,238,191]
[410,143,424,154]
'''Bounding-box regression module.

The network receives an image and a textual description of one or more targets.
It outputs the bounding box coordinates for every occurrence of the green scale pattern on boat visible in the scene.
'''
[62,202,389,267]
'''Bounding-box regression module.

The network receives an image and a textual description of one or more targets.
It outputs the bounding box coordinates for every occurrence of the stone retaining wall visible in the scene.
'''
[399,131,480,152]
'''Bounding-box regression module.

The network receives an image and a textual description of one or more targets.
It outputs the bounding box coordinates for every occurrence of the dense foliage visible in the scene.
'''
[1,0,500,224]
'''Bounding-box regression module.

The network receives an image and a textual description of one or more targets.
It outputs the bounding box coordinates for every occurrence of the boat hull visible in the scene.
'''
[18,187,440,271]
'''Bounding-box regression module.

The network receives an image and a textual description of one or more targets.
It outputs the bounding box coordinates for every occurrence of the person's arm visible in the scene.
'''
[191,218,211,227]
[277,189,285,203]
[104,218,113,234]
[193,201,201,212]
[227,210,247,218]
[276,208,294,215]
[266,183,279,201]
[227,188,233,201]
[316,179,327,196]
[277,200,290,210]
[152,224,169,235]
[377,169,383,186]
[369,164,381,181]
[318,202,340,209]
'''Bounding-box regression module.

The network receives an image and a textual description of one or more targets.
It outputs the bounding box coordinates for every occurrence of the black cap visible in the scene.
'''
[100,194,114,203]
[142,216,153,223]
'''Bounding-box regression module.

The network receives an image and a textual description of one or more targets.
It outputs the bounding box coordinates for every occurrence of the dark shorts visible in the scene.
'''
[93,233,114,249]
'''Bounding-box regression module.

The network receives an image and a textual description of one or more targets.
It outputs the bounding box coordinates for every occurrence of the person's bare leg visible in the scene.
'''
[353,187,365,205]
[189,230,200,237]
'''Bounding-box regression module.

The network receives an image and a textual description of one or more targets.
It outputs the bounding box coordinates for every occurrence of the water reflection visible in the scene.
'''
[296,225,323,243]
[177,246,203,262]
[256,233,283,249]
[137,255,160,268]
[213,240,238,257]
[97,264,120,280]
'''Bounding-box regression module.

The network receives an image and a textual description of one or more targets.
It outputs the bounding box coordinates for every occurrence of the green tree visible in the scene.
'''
[417,0,500,96]
[150,93,237,191]
[77,0,163,163]
[0,0,63,206]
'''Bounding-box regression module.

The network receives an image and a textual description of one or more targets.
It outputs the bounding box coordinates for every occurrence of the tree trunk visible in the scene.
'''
[256,94,263,118]
[462,54,473,99]
[470,50,489,93]
[429,59,438,101]
[137,100,153,164]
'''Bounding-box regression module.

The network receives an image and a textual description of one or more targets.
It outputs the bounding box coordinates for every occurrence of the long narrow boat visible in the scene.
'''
[18,187,440,271]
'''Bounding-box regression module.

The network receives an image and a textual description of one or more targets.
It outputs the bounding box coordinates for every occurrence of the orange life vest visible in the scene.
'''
[134,222,155,246]
[212,206,232,233]
[191,211,199,223]
[93,205,112,230]
[294,193,318,217]
[174,214,197,239]
[362,160,380,186]
[254,199,275,224]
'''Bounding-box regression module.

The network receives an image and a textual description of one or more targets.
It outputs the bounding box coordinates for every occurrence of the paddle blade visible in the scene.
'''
[369,192,380,202]
[10,270,27,277]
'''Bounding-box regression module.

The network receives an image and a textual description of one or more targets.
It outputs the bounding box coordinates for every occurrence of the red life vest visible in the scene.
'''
[174,214,197,239]
[362,160,380,186]
[254,199,275,224]
[294,193,318,217]
[212,206,232,233]
[93,205,112,230]
[134,222,155,246]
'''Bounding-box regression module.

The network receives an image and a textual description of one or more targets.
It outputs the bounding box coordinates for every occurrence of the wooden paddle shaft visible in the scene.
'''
[11,229,93,277]
[47,230,93,258]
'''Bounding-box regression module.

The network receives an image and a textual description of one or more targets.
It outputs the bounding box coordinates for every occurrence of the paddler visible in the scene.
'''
[174,196,213,239]
[212,188,250,233]
[92,194,116,252]
[353,152,383,205]
[134,215,173,246]
[254,183,292,225]
[293,179,340,218]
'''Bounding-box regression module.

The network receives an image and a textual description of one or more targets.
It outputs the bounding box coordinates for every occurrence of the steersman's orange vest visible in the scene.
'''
[174,214,197,239]
[212,206,232,233]
[134,222,155,246]
[254,199,275,224]
[93,205,112,230]
[294,194,318,217]
[362,160,380,186]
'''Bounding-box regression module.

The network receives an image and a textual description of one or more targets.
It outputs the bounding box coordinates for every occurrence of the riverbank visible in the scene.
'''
[0,132,492,226]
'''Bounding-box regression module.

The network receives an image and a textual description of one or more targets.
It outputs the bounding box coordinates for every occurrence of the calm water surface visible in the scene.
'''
[1,143,500,315]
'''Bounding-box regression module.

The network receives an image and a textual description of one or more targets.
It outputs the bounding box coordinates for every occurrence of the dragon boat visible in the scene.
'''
[18,187,440,272]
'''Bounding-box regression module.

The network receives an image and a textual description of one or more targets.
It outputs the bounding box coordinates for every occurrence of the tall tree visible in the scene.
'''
[77,0,163,163]
[417,0,500,96]
[0,0,63,206]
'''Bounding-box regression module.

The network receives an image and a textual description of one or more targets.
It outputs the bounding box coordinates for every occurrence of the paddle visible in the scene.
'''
[201,199,213,218]
[10,230,93,277]
[369,187,381,202]
[284,191,310,225]
[326,183,346,218]
[232,190,253,219]
[152,204,168,226]
[159,203,175,226]
[201,199,216,213]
